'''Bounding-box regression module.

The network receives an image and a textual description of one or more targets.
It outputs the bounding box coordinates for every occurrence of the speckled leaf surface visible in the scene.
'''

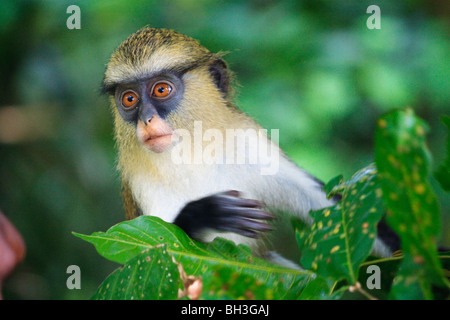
[297,164,384,284]
[375,109,449,299]
[92,245,180,300]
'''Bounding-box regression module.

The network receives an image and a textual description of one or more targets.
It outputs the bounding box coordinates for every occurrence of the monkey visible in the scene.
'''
[101,27,398,266]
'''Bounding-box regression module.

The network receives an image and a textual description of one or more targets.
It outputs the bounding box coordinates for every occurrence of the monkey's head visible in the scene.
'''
[102,28,234,154]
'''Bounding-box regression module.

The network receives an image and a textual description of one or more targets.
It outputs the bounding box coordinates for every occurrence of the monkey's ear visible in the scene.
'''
[209,59,230,97]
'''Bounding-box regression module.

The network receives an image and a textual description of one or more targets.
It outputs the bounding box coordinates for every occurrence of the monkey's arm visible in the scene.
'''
[173,190,275,241]
[122,180,143,220]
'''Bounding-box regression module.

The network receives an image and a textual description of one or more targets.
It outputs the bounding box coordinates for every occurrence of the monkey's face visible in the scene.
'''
[102,28,230,154]
[113,73,183,153]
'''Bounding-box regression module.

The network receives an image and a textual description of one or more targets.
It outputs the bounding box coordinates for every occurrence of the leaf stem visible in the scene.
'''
[349,282,378,300]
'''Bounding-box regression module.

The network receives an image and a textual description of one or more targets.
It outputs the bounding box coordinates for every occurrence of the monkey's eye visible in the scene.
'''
[121,91,139,109]
[152,82,173,98]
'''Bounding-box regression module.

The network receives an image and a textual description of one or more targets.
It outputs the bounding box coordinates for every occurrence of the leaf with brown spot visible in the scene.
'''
[375,109,449,299]
[296,164,384,284]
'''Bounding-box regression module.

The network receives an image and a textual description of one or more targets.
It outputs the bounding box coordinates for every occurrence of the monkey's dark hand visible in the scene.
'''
[174,190,275,240]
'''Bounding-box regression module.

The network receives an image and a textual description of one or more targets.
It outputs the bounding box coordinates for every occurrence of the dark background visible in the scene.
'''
[0,0,448,299]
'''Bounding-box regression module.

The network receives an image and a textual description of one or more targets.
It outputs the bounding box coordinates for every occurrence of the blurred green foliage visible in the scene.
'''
[0,0,448,299]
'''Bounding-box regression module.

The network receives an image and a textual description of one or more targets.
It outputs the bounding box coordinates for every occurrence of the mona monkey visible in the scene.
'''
[102,28,397,266]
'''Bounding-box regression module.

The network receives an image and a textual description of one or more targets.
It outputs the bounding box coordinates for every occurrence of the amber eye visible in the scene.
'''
[122,91,139,109]
[152,82,173,98]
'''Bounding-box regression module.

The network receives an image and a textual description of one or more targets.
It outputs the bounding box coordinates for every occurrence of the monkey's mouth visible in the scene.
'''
[146,134,172,141]
[142,133,174,153]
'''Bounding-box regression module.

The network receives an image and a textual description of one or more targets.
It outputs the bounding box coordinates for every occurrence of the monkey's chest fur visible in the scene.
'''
[130,162,241,222]
[126,157,267,249]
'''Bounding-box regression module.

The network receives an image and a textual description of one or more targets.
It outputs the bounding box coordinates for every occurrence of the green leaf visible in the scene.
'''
[74,216,203,264]
[374,108,450,299]
[92,245,180,300]
[200,266,273,299]
[297,164,384,284]
[323,174,344,197]
[75,216,313,299]
[297,276,343,300]
[434,115,450,191]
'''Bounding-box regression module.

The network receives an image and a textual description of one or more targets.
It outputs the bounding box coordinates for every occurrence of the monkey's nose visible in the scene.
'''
[138,105,158,125]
